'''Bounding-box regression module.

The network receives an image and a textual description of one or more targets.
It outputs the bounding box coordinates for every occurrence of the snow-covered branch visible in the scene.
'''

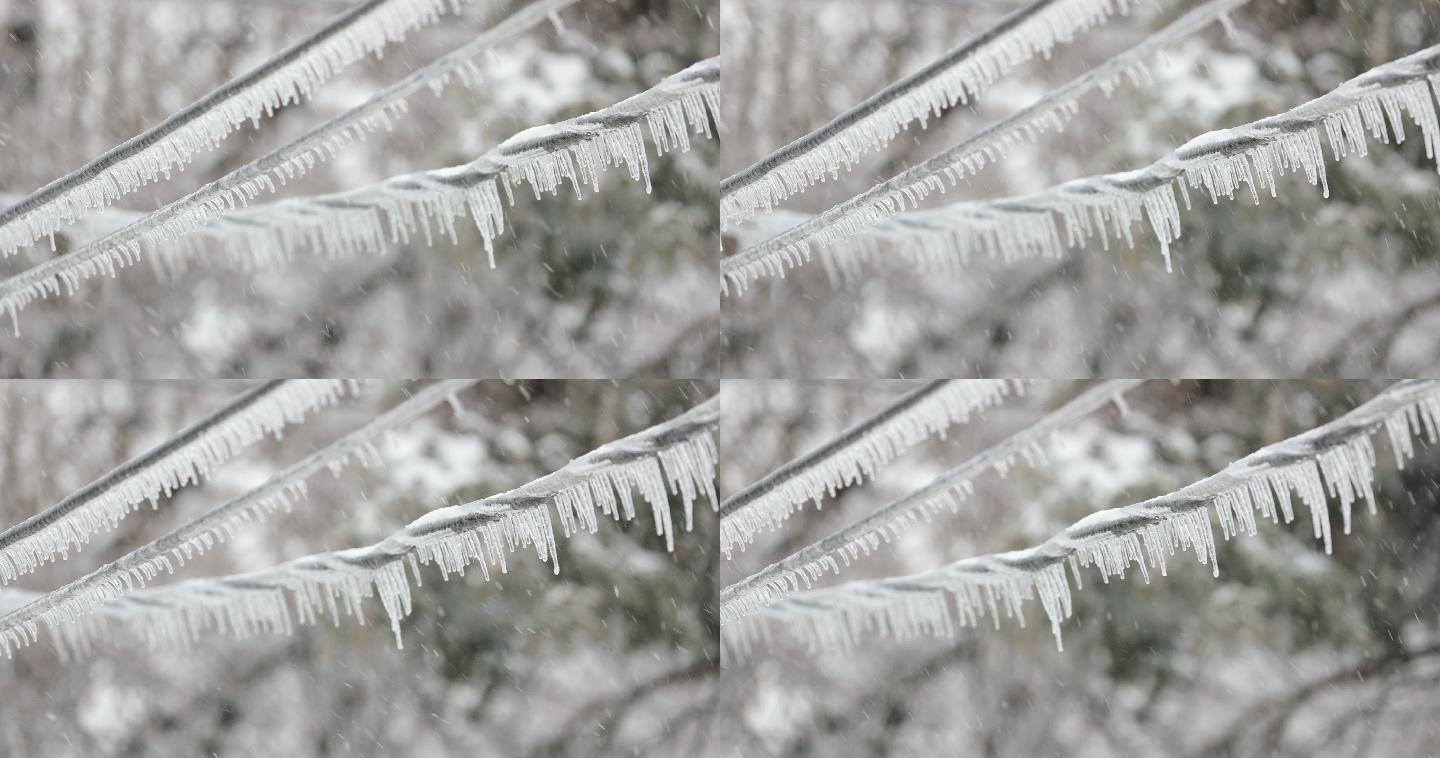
[0,380,352,586]
[0,0,496,258]
[720,380,1017,558]
[3,395,718,657]
[160,57,719,270]
[719,0,1139,230]
[0,0,575,332]
[724,41,1440,292]
[721,380,1141,625]
[0,380,474,655]
[728,381,1440,658]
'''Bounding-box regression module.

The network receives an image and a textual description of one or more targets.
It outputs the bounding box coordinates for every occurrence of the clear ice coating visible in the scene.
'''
[0,381,474,653]
[0,0,577,333]
[151,58,721,274]
[0,0,482,259]
[721,39,1440,295]
[721,380,1139,627]
[0,397,719,658]
[720,380,1017,559]
[0,380,351,587]
[722,382,1440,661]
[719,0,1136,230]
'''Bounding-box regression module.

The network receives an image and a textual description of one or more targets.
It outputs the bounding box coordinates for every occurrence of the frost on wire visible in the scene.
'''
[0,0,577,333]
[720,380,1018,559]
[0,380,475,657]
[1,396,719,658]
[724,381,1440,660]
[720,0,1137,230]
[0,380,352,586]
[0,0,493,259]
[721,380,1139,627]
[723,42,1440,293]
[161,57,721,272]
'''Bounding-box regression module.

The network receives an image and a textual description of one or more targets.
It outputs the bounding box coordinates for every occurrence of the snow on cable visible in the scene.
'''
[0,0,576,333]
[158,57,719,271]
[720,0,1139,230]
[3,395,718,657]
[724,39,1440,292]
[0,380,474,655]
[726,381,1440,659]
[0,380,353,586]
[720,380,1018,559]
[0,0,499,259]
[721,380,1141,627]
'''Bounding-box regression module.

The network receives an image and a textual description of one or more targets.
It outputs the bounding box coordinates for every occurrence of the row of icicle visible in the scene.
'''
[721,0,1440,293]
[719,381,1440,660]
[0,0,719,331]
[0,385,719,659]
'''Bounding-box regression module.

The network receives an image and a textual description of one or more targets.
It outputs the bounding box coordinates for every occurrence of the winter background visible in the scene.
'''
[718,381,1440,757]
[0,380,718,757]
[720,0,1440,378]
[0,0,717,377]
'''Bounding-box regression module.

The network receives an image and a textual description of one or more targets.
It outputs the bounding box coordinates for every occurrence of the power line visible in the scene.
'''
[5,395,719,656]
[722,0,1252,293]
[728,380,1440,656]
[0,0,497,258]
[0,379,474,654]
[0,0,574,330]
[722,379,1141,624]
[0,380,351,584]
[719,380,1016,557]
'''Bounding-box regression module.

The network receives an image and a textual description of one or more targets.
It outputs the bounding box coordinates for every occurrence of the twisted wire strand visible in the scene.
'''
[0,380,476,652]
[719,0,1140,229]
[0,0,576,332]
[0,380,354,585]
[722,380,1141,624]
[158,57,720,272]
[721,0,1268,292]
[726,42,1440,292]
[720,380,1018,558]
[4,396,719,657]
[729,380,1440,658]
[0,0,498,257]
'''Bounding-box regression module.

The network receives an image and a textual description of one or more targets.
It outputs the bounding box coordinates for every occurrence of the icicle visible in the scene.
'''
[721,381,1139,627]
[0,381,350,586]
[0,0,504,259]
[721,0,1137,229]
[6,397,718,657]
[723,41,1440,293]
[0,0,579,330]
[720,380,1016,557]
[0,56,717,326]
[724,382,1440,659]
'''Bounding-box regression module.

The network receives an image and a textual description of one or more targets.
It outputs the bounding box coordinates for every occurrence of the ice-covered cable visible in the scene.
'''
[0,0,576,333]
[160,57,719,271]
[0,380,353,586]
[720,380,1018,558]
[0,380,473,653]
[720,0,1140,230]
[722,0,1251,290]
[729,381,1440,658]
[2,396,718,657]
[721,380,1141,625]
[724,41,1440,291]
[0,0,499,258]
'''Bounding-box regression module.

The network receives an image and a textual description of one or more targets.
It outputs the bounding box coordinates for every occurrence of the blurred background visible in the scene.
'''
[718,380,1440,757]
[720,0,1440,378]
[0,380,718,757]
[0,0,718,377]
